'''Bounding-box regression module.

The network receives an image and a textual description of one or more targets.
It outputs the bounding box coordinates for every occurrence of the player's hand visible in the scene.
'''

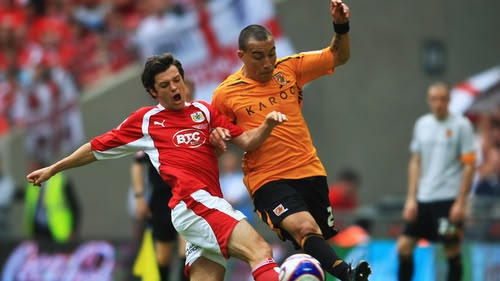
[26,167,53,187]
[330,0,350,24]
[402,199,418,222]
[209,127,232,153]
[265,111,288,127]
[449,199,466,223]
[135,198,151,219]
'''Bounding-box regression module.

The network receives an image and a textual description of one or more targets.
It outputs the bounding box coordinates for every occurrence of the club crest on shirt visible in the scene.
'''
[273,72,288,87]
[273,203,288,216]
[446,129,453,138]
[191,112,205,123]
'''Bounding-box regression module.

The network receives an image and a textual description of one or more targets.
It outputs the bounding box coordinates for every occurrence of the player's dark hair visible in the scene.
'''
[141,53,185,98]
[238,24,273,51]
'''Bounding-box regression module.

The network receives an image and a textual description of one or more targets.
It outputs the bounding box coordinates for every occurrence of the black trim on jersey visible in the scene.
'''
[275,54,301,67]
[227,80,249,87]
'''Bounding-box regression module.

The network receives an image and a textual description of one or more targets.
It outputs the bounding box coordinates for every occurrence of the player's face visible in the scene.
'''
[151,65,186,111]
[239,37,277,83]
[427,85,450,120]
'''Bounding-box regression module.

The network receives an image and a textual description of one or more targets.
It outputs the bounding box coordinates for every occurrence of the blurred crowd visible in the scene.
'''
[0,0,214,139]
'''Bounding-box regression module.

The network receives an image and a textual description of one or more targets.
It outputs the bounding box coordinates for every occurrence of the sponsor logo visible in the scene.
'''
[2,241,115,281]
[186,244,201,257]
[154,120,166,127]
[446,129,452,138]
[191,112,205,123]
[173,129,206,148]
[273,204,288,216]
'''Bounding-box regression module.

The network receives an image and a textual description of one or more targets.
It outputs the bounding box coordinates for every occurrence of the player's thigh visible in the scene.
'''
[227,219,272,265]
[172,190,245,266]
[293,176,337,238]
[155,240,176,265]
[253,179,309,242]
[280,211,322,240]
[190,256,225,281]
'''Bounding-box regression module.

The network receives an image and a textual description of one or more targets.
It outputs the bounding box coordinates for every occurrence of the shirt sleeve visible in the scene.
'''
[294,47,335,88]
[460,118,477,164]
[209,103,244,137]
[90,111,145,160]
[409,121,420,154]
[211,87,237,123]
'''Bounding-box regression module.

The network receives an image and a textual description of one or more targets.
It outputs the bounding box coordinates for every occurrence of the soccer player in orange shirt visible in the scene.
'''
[210,1,371,280]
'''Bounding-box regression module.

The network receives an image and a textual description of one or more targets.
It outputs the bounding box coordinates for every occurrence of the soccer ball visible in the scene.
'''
[279,253,325,281]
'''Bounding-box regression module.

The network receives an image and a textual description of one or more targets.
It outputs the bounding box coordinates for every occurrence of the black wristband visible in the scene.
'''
[333,21,350,34]
[134,192,144,198]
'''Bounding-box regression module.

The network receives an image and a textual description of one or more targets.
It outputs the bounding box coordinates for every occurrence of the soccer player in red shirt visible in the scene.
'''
[27,53,287,281]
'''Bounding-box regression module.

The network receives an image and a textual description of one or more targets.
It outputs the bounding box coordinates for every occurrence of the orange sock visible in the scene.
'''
[252,258,280,281]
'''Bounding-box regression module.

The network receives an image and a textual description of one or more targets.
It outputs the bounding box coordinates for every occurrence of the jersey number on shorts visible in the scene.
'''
[327,206,335,227]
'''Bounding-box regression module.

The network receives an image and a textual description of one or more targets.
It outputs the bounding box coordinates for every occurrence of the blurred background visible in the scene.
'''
[0,0,499,280]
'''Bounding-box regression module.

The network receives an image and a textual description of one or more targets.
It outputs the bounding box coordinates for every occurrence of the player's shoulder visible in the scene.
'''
[276,53,302,67]
[133,105,159,114]
[415,113,433,124]
[449,113,474,128]
[216,72,248,91]
[191,100,211,108]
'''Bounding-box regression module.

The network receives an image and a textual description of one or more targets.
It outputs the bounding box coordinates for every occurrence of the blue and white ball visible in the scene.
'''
[279,254,325,281]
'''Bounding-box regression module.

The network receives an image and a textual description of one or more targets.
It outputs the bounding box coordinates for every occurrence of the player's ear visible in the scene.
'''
[237,50,244,59]
[148,89,158,98]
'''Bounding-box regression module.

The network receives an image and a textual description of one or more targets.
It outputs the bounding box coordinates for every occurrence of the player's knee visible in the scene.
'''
[443,243,461,257]
[155,244,174,265]
[282,218,319,239]
[253,237,273,257]
[396,237,415,256]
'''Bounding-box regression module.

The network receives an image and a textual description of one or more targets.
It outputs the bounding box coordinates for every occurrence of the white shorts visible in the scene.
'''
[171,189,246,270]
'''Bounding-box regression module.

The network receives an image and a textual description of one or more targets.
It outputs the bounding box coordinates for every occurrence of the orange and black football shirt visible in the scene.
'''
[212,47,335,197]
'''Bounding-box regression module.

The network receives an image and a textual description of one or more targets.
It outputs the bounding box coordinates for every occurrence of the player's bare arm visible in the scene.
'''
[130,161,151,219]
[232,111,287,152]
[450,161,475,222]
[329,0,351,67]
[27,143,97,186]
[403,153,420,222]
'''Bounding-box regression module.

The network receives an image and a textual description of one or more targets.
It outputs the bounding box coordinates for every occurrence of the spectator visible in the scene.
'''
[473,110,500,197]
[23,157,81,243]
[328,168,361,211]
[0,153,15,239]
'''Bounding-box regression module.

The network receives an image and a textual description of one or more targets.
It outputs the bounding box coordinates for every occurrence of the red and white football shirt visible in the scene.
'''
[90,100,244,208]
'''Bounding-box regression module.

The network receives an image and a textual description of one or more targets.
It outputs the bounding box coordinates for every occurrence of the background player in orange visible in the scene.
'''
[210,1,371,280]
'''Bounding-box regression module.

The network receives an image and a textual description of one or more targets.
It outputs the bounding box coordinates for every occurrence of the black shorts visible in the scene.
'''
[253,176,338,245]
[402,200,463,244]
[148,185,177,242]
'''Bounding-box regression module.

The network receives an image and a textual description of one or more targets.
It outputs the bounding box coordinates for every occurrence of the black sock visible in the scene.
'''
[447,254,462,281]
[302,234,350,280]
[178,258,189,281]
[398,254,413,281]
[158,264,170,281]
